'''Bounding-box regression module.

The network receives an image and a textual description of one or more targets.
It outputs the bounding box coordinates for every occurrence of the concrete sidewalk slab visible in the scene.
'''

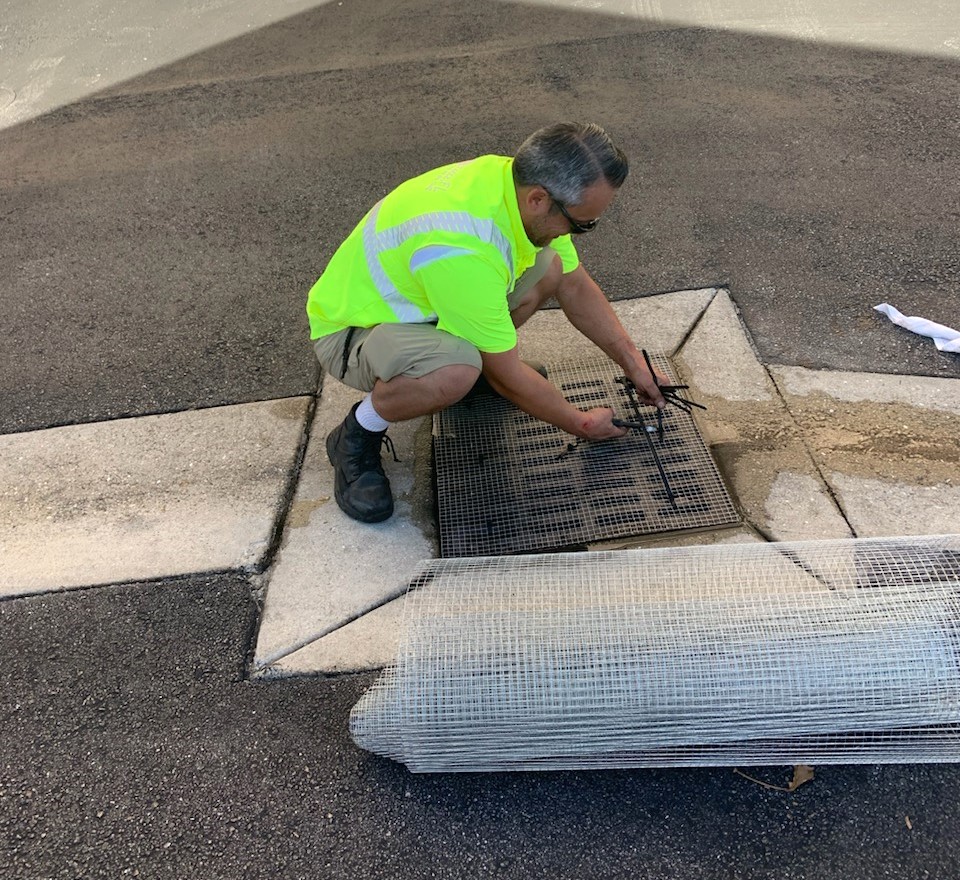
[252,381,433,672]
[769,365,960,537]
[531,0,960,60]
[274,596,408,675]
[828,475,960,537]
[772,365,960,414]
[675,291,774,402]
[0,0,326,128]
[517,287,716,363]
[254,289,720,676]
[762,471,853,542]
[0,398,309,596]
[674,291,853,543]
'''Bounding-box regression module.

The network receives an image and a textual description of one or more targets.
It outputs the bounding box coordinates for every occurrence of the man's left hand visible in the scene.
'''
[627,363,668,409]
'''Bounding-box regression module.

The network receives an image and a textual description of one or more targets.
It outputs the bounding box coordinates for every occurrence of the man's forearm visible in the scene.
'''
[489,366,591,435]
[555,265,666,407]
[480,351,626,440]
[555,266,643,373]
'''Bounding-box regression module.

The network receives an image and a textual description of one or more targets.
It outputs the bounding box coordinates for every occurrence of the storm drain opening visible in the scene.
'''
[433,353,739,558]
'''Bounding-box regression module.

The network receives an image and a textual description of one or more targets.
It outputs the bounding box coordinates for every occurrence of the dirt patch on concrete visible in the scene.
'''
[783,396,959,485]
[698,391,958,484]
[693,389,958,538]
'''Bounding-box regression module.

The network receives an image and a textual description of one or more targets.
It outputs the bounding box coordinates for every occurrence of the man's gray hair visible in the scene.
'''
[513,122,629,206]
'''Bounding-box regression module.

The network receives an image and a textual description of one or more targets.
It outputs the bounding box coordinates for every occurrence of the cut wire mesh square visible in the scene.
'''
[433,354,738,557]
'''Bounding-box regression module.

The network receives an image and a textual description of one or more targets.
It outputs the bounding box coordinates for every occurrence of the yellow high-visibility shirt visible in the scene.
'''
[306,155,580,353]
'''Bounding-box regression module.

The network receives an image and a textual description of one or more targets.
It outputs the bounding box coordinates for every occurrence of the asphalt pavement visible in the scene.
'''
[2,0,959,435]
[2,1,960,877]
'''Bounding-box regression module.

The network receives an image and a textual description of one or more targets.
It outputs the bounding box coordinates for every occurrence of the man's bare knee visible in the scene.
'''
[372,363,480,421]
[435,364,481,405]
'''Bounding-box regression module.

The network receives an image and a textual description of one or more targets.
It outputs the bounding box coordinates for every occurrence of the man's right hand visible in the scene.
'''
[576,407,628,441]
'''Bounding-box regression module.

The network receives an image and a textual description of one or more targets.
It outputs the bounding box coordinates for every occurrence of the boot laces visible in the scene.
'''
[359,431,399,472]
[381,434,400,463]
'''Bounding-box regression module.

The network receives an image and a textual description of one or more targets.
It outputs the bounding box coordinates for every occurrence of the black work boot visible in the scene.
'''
[325,402,394,523]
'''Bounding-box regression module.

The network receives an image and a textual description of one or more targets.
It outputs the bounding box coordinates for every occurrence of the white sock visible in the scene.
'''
[355,395,390,432]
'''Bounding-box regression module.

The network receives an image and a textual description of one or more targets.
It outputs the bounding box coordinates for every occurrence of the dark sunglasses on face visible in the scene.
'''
[548,192,600,234]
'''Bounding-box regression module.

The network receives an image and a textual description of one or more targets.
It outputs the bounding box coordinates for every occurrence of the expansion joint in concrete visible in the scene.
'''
[666,286,720,355]
[240,392,319,678]
[252,584,411,678]
[762,363,856,537]
[722,288,768,367]
[250,393,320,576]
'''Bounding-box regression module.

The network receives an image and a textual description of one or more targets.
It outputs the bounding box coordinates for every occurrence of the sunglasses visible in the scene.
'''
[548,192,600,234]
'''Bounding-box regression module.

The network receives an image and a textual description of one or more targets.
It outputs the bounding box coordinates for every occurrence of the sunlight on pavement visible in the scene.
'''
[0,0,332,129]
[2,0,958,131]
[523,0,960,59]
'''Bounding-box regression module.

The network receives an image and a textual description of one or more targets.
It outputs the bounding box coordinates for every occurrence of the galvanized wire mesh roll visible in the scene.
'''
[350,536,960,772]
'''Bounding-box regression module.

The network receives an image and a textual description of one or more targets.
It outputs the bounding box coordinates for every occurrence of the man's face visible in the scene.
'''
[524,179,618,248]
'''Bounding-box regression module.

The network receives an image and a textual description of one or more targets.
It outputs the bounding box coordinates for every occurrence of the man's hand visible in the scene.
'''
[554,267,668,408]
[626,364,668,409]
[576,407,628,441]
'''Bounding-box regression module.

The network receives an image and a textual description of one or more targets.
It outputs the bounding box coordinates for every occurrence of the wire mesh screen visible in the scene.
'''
[433,354,738,557]
[350,535,960,772]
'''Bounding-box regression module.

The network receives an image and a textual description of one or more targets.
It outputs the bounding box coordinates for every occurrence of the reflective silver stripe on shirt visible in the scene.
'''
[362,201,515,323]
[409,244,476,274]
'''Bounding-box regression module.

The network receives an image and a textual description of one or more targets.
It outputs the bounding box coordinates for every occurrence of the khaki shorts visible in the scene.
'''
[312,247,558,392]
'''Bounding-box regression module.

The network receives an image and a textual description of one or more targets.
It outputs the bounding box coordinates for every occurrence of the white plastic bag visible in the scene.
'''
[874,302,960,353]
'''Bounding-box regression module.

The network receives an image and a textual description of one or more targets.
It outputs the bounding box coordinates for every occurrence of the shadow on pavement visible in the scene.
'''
[1,0,958,435]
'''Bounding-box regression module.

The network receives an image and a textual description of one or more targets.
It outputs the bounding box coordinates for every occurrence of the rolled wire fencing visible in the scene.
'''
[350,535,960,773]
